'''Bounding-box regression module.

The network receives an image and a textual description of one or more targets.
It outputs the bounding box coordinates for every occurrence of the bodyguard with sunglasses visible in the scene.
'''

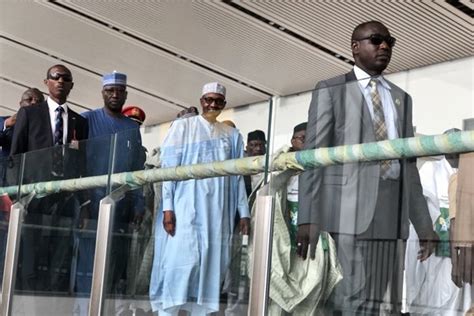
[11,64,88,157]
[297,21,437,314]
[10,64,89,292]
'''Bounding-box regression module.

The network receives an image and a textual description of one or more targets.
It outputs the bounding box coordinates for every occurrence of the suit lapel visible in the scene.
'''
[388,83,404,137]
[67,109,77,143]
[344,71,376,140]
[40,102,54,146]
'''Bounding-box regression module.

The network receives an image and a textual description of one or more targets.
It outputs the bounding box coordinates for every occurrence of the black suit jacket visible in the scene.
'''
[298,71,434,240]
[10,101,88,183]
[0,116,14,158]
[0,116,14,186]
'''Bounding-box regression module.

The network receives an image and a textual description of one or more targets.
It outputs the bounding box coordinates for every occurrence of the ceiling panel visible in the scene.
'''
[1,1,268,125]
[0,38,179,125]
[236,0,472,73]
[0,79,27,116]
[0,0,471,125]
[59,0,352,95]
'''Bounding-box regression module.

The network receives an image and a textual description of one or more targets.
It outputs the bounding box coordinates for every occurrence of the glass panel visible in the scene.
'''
[0,153,17,296]
[264,77,473,315]
[102,105,261,314]
[8,134,113,315]
[101,128,146,313]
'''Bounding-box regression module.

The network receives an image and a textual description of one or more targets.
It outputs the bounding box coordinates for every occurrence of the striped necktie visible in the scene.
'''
[54,106,64,145]
[369,79,391,177]
[52,106,65,176]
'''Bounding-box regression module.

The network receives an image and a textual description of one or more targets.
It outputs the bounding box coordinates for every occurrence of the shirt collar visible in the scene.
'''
[353,65,391,90]
[47,97,68,113]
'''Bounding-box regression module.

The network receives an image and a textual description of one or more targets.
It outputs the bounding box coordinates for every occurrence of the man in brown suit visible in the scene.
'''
[450,152,474,287]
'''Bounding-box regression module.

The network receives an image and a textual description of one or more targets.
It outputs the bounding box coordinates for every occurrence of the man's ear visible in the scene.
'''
[351,40,359,56]
[43,78,48,86]
[70,82,74,90]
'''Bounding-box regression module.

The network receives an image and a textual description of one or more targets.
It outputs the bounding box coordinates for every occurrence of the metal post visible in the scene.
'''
[264,96,278,185]
[1,192,35,316]
[88,184,130,316]
[248,185,275,316]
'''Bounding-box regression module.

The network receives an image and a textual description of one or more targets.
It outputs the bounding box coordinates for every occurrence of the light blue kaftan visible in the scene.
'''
[150,115,249,315]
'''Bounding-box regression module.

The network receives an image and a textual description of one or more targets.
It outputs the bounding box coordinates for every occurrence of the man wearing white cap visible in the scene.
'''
[150,82,250,315]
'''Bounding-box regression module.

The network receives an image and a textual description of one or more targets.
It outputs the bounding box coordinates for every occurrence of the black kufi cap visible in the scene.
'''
[293,122,307,134]
[247,130,266,142]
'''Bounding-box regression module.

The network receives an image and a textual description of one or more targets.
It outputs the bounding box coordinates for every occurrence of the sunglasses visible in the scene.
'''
[355,34,396,48]
[47,72,73,82]
[202,97,226,107]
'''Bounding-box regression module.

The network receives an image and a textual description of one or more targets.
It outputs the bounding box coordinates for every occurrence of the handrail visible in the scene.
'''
[0,131,472,197]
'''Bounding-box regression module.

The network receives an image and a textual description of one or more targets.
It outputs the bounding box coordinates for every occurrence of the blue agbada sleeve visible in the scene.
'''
[236,132,250,218]
[160,121,185,212]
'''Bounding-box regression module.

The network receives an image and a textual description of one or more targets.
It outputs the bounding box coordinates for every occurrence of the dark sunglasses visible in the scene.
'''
[202,97,226,107]
[355,34,396,48]
[47,72,73,82]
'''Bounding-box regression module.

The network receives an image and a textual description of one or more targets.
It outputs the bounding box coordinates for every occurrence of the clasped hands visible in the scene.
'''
[163,210,250,236]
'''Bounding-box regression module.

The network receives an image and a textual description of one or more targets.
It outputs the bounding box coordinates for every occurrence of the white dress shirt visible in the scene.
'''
[47,97,68,145]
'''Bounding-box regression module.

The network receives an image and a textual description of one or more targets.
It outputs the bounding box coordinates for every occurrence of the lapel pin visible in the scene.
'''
[395,98,401,106]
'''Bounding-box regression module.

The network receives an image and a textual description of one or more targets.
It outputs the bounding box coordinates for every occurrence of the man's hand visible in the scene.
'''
[296,223,320,260]
[450,219,473,287]
[451,245,474,287]
[163,210,176,236]
[239,217,250,235]
[132,213,144,228]
[78,203,90,230]
[417,238,437,262]
[4,114,16,128]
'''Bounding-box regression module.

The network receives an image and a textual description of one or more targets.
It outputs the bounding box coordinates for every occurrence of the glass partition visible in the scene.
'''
[99,108,265,314]
[261,77,473,315]
[0,76,470,316]
[0,104,270,315]
[4,134,114,315]
[0,153,16,297]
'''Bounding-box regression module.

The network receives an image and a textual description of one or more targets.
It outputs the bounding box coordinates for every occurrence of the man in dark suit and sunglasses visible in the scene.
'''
[10,64,89,292]
[297,21,437,314]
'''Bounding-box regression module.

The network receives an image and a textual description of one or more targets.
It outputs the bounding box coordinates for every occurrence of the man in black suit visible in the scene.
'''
[1,88,45,186]
[297,21,437,314]
[0,87,44,282]
[10,64,89,291]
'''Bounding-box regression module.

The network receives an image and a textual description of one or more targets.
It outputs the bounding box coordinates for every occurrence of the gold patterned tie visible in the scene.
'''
[369,79,391,177]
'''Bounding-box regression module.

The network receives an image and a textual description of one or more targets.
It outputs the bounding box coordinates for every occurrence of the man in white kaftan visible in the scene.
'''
[150,82,250,316]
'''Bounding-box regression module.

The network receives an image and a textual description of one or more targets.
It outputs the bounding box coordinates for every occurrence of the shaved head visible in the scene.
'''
[351,21,388,42]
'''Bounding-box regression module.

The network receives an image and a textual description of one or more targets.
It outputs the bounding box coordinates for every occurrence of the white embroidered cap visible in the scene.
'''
[201,82,226,97]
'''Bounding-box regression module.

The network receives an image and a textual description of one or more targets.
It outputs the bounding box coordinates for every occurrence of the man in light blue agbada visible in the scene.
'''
[150,82,250,316]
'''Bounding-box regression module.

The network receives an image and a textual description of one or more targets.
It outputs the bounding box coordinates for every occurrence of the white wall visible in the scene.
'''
[142,56,473,152]
[387,56,473,135]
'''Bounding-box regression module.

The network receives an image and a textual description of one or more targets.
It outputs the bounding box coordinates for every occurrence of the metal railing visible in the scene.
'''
[0,131,473,315]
